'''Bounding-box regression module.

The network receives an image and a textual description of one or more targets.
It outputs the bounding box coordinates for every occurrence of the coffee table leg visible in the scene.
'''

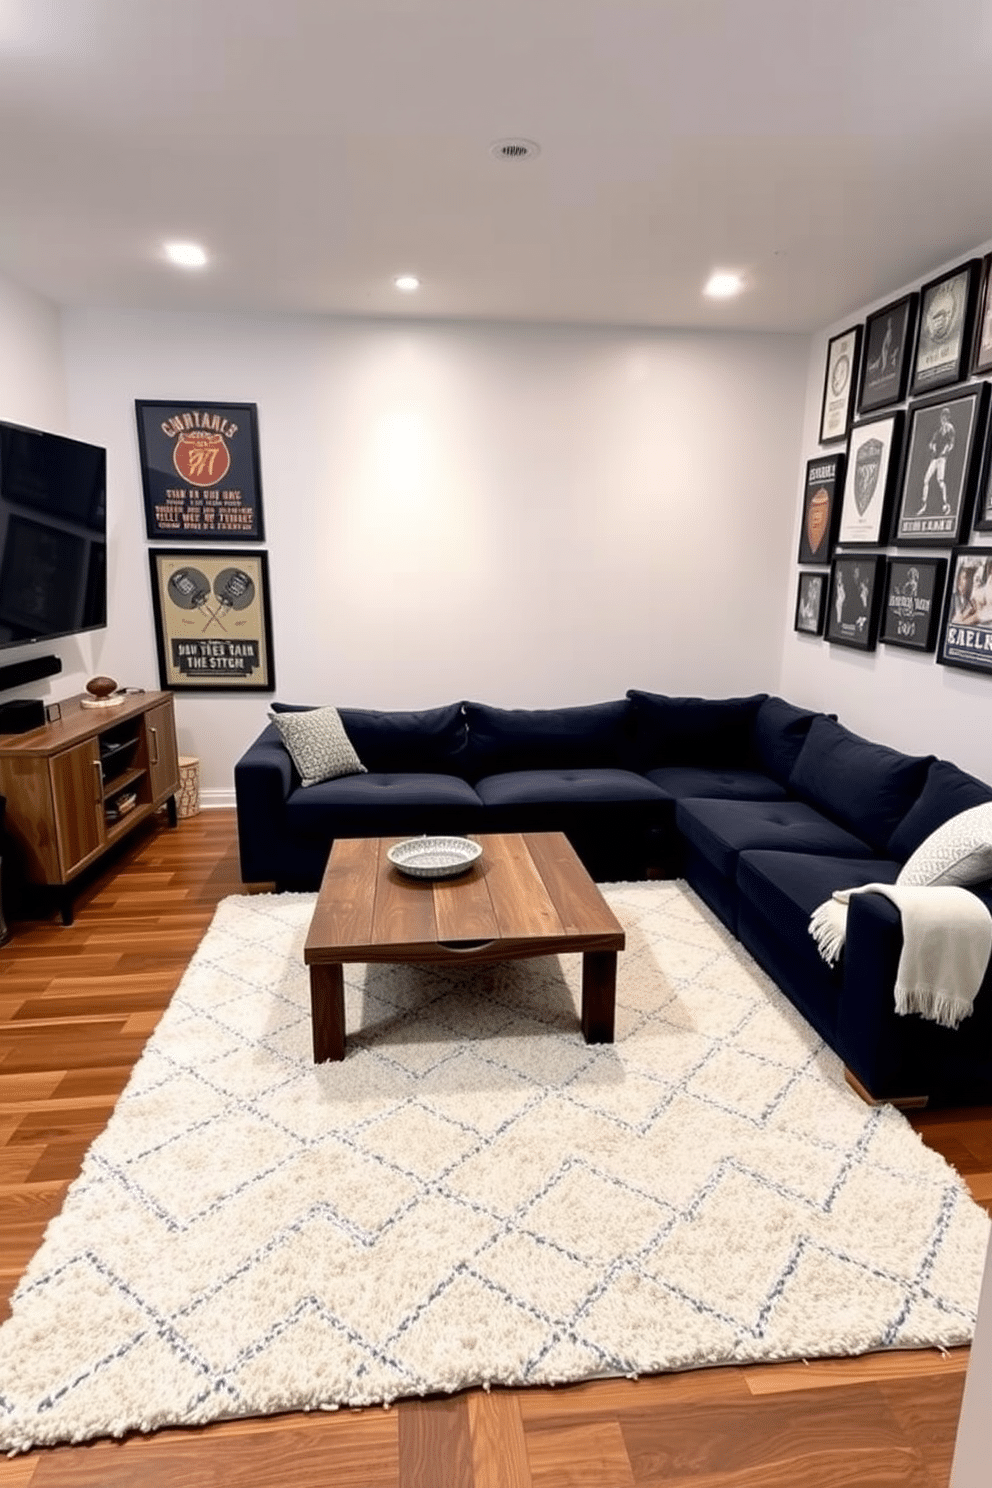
[581,950,617,1044]
[310,962,345,1062]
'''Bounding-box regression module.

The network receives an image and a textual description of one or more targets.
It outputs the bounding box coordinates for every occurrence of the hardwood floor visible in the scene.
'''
[0,809,988,1487]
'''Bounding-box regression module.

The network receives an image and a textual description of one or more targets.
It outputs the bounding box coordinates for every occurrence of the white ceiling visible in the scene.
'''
[2,0,992,333]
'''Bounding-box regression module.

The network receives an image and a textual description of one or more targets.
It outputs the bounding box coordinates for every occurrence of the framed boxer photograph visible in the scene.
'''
[936,546,992,676]
[910,260,981,396]
[824,553,885,651]
[837,412,903,547]
[818,325,862,444]
[794,571,827,636]
[879,556,947,652]
[857,293,917,414]
[796,453,844,564]
[892,384,989,546]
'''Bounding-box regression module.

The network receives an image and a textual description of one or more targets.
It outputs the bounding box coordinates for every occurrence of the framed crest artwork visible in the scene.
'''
[818,325,862,444]
[972,253,992,375]
[824,554,885,651]
[892,384,989,546]
[879,556,947,652]
[910,260,980,396]
[856,293,917,414]
[794,571,827,636]
[936,547,992,676]
[796,453,844,565]
[836,412,903,546]
[135,400,265,542]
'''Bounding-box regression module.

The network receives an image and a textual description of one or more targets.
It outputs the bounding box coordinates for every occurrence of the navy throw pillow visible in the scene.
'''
[751,696,823,784]
[787,715,933,852]
[887,758,992,860]
[462,699,631,780]
[624,690,767,770]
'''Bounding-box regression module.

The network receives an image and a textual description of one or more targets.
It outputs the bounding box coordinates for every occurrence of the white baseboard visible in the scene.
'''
[199,788,236,810]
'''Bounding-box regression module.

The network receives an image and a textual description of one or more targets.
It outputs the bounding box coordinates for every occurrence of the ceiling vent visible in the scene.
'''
[489,138,540,162]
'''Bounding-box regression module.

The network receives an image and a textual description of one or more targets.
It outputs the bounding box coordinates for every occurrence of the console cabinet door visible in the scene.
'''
[50,739,104,877]
[145,698,180,802]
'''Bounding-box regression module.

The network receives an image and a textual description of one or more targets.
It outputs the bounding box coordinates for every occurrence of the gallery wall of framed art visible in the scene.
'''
[794,251,992,682]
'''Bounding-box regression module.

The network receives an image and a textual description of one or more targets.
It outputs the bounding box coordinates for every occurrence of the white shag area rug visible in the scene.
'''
[1,881,989,1453]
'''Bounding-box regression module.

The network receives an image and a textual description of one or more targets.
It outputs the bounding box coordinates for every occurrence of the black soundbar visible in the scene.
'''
[0,654,61,693]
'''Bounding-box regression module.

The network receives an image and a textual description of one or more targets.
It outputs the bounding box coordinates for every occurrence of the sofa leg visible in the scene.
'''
[844,1065,929,1110]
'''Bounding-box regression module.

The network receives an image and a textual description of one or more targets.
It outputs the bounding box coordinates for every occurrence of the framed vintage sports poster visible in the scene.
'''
[825,554,884,651]
[879,557,947,652]
[837,412,903,547]
[937,547,992,676]
[794,571,827,636]
[857,293,917,414]
[797,453,844,565]
[148,548,275,692]
[910,260,980,396]
[818,325,862,444]
[136,400,265,541]
[972,254,992,375]
[892,384,989,546]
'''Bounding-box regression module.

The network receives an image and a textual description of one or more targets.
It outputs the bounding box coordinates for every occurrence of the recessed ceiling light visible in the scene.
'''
[164,241,208,269]
[393,274,420,292]
[489,138,540,162]
[704,270,744,299]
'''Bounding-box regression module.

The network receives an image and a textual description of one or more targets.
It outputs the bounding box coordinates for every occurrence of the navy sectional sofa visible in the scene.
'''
[234,691,992,1107]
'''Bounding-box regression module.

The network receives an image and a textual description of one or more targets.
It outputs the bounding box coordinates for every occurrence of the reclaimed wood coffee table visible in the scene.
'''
[303,831,625,1062]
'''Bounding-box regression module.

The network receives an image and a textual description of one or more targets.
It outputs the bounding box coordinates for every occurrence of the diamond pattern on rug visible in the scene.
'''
[0,882,988,1454]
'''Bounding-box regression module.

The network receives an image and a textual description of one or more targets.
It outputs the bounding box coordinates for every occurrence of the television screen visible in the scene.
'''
[0,422,107,649]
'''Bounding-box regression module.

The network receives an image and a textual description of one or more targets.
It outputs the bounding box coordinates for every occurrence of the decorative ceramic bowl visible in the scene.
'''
[386,836,483,880]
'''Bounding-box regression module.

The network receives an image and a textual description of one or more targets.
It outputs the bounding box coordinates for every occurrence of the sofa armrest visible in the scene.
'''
[837,884,992,1102]
[234,725,296,883]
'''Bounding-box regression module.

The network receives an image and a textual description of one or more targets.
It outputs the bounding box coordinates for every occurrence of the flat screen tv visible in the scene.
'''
[0,421,107,649]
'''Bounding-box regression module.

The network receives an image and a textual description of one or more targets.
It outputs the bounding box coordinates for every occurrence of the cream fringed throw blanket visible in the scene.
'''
[809,885,992,1029]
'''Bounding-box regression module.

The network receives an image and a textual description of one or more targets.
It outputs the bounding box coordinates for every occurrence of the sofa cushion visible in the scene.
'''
[751,697,822,784]
[624,690,767,770]
[474,767,666,809]
[644,765,788,802]
[887,759,992,860]
[896,803,992,888]
[787,716,933,853]
[284,771,482,836]
[738,850,902,937]
[268,705,367,787]
[462,700,630,780]
[677,798,878,880]
[273,701,470,775]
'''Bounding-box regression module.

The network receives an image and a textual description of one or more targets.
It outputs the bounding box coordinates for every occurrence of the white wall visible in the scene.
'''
[0,272,105,705]
[779,239,992,783]
[60,310,808,798]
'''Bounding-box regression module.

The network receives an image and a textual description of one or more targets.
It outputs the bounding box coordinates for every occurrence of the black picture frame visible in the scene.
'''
[971,253,992,375]
[973,414,992,533]
[892,384,989,546]
[879,557,947,652]
[135,400,265,542]
[794,571,827,636]
[910,260,981,396]
[797,452,844,565]
[824,554,885,651]
[837,411,904,547]
[818,325,862,444]
[857,293,917,414]
[147,548,275,692]
[936,546,992,676]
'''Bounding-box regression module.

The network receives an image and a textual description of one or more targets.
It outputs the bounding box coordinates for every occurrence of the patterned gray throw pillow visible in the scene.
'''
[269,706,367,787]
[897,802,992,887]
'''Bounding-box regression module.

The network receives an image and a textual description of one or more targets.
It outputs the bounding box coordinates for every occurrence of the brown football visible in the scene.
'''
[85,675,118,699]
